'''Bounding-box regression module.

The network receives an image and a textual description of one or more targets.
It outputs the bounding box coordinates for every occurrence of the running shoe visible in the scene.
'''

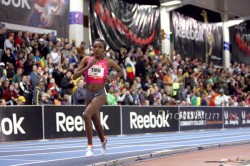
[101,138,107,155]
[86,146,94,157]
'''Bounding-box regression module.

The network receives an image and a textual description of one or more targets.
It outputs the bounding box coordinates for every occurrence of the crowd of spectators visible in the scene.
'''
[0,26,249,107]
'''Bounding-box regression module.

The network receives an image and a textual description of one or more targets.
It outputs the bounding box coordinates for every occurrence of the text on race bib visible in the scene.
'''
[88,65,104,78]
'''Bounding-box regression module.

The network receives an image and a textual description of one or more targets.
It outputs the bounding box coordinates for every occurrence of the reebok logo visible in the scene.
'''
[130,111,170,129]
[0,114,25,135]
[56,112,109,132]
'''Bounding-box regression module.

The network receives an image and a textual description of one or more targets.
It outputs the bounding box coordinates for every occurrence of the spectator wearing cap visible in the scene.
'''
[17,96,26,105]
[4,33,14,53]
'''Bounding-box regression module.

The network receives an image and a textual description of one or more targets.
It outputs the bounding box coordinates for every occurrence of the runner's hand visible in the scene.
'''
[105,76,113,83]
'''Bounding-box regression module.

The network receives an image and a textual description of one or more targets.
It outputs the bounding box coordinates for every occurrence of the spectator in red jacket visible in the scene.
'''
[3,83,18,105]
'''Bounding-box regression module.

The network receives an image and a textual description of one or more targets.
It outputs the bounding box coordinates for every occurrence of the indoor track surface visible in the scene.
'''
[1,128,250,166]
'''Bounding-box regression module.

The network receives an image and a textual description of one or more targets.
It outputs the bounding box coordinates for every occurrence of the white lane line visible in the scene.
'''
[10,137,250,166]
[1,128,248,148]
[1,131,250,152]
[1,133,249,158]
[10,156,84,166]
[0,158,42,162]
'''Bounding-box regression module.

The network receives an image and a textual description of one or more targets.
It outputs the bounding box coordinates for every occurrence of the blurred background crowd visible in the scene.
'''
[0,28,249,106]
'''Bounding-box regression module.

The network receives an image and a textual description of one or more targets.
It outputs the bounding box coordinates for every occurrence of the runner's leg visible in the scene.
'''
[83,95,106,145]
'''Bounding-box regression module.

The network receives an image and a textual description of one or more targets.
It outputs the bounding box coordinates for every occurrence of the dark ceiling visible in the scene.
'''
[122,0,160,6]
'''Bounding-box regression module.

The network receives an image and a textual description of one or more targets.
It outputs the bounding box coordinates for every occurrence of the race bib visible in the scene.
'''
[88,65,104,78]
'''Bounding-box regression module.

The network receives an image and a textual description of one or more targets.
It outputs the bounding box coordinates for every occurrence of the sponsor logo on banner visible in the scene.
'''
[56,112,109,132]
[180,110,221,126]
[122,107,179,134]
[0,114,25,135]
[130,111,170,129]
[224,108,250,128]
[241,111,250,124]
[179,107,223,131]
[44,106,121,139]
[173,18,204,42]
[172,11,223,65]
[224,111,240,125]
[0,106,43,142]
[0,0,31,9]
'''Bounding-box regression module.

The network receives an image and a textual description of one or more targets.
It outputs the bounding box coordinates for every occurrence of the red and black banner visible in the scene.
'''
[172,12,223,65]
[230,23,250,65]
[89,0,160,50]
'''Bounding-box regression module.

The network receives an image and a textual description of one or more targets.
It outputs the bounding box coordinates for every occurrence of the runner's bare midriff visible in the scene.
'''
[86,84,105,92]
